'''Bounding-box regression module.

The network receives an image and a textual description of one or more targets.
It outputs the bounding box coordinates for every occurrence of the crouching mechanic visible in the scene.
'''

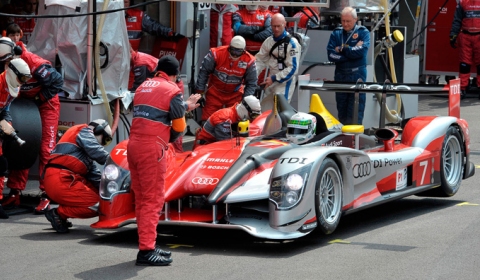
[195,95,261,146]
[42,119,112,233]
[0,58,31,219]
[127,55,200,266]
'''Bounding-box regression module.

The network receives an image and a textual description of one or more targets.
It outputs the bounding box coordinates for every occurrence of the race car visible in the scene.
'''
[91,80,475,240]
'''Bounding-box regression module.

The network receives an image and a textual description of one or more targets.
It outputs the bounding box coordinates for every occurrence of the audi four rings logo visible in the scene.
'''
[192,177,219,185]
[353,162,371,178]
[142,81,161,87]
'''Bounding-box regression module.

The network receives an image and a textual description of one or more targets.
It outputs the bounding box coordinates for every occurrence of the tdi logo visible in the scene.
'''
[279,157,307,164]
[353,161,371,178]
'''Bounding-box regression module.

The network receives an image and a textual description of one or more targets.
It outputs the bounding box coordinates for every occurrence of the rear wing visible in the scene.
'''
[300,79,461,125]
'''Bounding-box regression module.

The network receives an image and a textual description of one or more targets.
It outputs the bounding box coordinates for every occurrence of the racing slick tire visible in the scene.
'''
[3,98,41,170]
[417,126,464,197]
[315,158,343,234]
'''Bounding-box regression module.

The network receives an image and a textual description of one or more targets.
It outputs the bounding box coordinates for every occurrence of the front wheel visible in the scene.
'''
[315,158,343,234]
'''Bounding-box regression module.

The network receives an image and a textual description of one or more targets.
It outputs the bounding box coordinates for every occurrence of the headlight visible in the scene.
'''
[269,163,312,210]
[285,174,304,191]
[104,164,119,180]
[100,158,131,200]
[107,181,119,193]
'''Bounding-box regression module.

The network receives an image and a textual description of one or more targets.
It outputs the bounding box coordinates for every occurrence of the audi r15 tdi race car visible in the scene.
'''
[91,80,475,240]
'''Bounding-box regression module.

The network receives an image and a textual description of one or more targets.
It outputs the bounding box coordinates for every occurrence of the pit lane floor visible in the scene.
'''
[1,94,480,280]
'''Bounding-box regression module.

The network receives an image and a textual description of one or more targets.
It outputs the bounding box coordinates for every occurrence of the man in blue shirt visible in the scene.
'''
[327,7,370,125]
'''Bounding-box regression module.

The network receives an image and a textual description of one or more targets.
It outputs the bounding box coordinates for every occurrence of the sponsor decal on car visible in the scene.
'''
[191,177,219,185]
[396,167,408,190]
[279,157,308,164]
[352,161,372,178]
[373,158,403,168]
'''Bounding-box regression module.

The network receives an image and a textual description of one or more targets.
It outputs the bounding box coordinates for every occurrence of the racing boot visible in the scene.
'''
[0,205,8,219]
[34,192,51,214]
[45,208,69,233]
[1,189,20,210]
[154,246,172,258]
[136,250,173,266]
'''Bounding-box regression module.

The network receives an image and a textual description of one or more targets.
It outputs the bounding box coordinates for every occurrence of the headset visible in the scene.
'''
[0,39,23,61]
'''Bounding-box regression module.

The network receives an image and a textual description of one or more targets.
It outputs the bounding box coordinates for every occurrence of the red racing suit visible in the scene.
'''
[288,8,319,29]
[14,15,35,46]
[129,50,158,91]
[195,104,240,146]
[126,8,174,52]
[43,124,109,219]
[6,42,63,193]
[195,46,257,121]
[450,0,480,90]
[127,72,186,251]
[232,9,273,53]
[0,71,15,200]
[210,4,238,48]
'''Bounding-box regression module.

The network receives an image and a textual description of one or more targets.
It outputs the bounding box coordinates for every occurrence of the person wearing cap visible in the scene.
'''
[195,35,257,122]
[0,57,31,219]
[195,95,261,146]
[255,13,301,112]
[128,55,201,266]
[0,37,64,214]
[42,119,113,233]
[232,0,273,55]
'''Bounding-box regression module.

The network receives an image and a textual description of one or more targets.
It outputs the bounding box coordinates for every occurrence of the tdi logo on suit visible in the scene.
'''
[353,162,371,178]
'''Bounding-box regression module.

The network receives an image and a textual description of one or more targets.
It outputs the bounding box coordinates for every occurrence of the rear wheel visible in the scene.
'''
[438,126,464,196]
[315,158,343,234]
[417,126,464,197]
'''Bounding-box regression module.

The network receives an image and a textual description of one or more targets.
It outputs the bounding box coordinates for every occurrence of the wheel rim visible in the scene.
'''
[443,135,463,186]
[319,167,342,224]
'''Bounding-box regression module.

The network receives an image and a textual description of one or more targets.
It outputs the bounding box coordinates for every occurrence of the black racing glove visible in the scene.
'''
[450,34,457,49]
[197,96,206,108]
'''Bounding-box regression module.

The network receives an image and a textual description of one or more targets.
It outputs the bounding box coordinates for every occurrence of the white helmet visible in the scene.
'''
[236,95,261,121]
[0,37,15,62]
[286,112,317,144]
[89,119,113,146]
[6,58,31,98]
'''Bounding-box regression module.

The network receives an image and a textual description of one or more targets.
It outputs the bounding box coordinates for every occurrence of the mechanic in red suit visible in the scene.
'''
[0,56,32,219]
[450,0,480,99]
[42,119,112,233]
[232,2,273,54]
[128,56,200,266]
[1,40,63,214]
[195,36,257,122]
[123,0,183,52]
[129,47,158,91]
[195,95,261,146]
[129,47,187,153]
[210,4,238,48]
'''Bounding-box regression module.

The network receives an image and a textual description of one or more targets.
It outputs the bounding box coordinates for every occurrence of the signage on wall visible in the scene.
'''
[198,2,211,10]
